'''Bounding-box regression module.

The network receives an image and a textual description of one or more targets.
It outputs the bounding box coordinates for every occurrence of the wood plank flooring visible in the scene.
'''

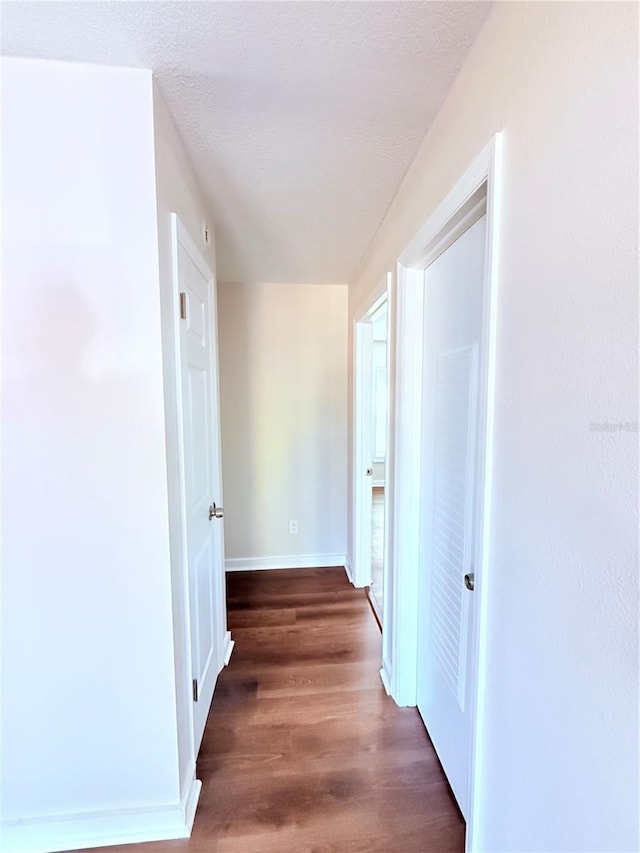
[74,568,464,853]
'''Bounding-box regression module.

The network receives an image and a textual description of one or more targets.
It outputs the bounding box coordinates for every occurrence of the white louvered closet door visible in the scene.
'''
[416,214,487,820]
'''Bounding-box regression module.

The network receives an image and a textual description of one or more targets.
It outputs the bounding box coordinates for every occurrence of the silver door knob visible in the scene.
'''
[365,468,373,476]
[209,502,224,520]
[464,572,475,591]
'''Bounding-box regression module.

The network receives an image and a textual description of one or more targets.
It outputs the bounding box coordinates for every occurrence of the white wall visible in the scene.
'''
[1,58,187,851]
[218,282,348,569]
[350,3,639,851]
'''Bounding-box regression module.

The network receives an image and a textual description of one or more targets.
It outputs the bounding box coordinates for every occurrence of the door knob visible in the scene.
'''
[464,572,475,591]
[209,502,224,520]
[366,468,373,476]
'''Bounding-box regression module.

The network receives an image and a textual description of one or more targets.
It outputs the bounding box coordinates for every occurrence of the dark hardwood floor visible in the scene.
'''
[75,568,464,853]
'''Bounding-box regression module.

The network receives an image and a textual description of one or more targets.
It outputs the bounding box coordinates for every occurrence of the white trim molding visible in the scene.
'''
[466,133,503,853]
[222,630,235,666]
[1,777,202,853]
[225,554,349,573]
[183,777,202,836]
[385,264,425,708]
[387,134,503,853]
[344,554,354,584]
[379,662,392,695]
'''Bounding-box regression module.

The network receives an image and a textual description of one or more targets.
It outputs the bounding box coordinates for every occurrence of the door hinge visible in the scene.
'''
[179,292,187,320]
[192,678,199,702]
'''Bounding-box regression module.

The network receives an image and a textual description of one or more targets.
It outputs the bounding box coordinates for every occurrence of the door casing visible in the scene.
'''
[387,134,503,852]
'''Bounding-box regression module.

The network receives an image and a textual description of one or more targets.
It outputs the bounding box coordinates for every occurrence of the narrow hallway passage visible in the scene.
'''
[199,567,464,852]
[78,568,464,853]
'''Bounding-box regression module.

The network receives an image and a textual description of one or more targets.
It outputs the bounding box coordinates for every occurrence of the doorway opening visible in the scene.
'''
[352,277,391,637]
[368,301,388,624]
[386,136,502,849]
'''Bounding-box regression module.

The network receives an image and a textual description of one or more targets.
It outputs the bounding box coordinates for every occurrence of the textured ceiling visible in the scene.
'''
[1,1,491,283]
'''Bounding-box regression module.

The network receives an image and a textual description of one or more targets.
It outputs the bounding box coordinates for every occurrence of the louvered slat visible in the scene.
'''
[429,346,478,709]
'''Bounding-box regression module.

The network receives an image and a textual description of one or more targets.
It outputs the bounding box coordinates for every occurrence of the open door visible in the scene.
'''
[353,284,391,595]
[353,319,374,587]
[173,215,232,753]
[368,301,388,623]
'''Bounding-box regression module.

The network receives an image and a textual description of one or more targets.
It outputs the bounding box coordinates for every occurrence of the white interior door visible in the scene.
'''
[369,304,388,619]
[175,218,226,753]
[353,320,374,587]
[416,213,487,819]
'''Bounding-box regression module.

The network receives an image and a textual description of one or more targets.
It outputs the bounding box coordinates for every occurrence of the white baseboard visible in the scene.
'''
[1,775,202,853]
[225,553,348,573]
[344,554,354,584]
[183,776,202,835]
[222,630,234,665]
[380,663,392,696]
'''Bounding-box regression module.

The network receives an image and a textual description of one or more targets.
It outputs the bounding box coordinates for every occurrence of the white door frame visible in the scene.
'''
[352,276,391,594]
[383,262,425,703]
[388,134,503,851]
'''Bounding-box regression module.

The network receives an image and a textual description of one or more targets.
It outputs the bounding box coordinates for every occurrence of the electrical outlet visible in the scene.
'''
[289,519,299,535]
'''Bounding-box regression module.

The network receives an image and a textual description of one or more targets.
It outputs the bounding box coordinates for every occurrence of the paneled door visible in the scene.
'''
[416,213,487,819]
[174,216,227,753]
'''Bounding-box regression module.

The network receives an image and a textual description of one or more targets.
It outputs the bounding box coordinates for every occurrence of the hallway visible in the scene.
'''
[3,5,637,852]
[80,568,464,853]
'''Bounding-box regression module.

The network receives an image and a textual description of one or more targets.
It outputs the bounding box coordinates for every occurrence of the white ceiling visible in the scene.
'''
[1,1,491,283]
